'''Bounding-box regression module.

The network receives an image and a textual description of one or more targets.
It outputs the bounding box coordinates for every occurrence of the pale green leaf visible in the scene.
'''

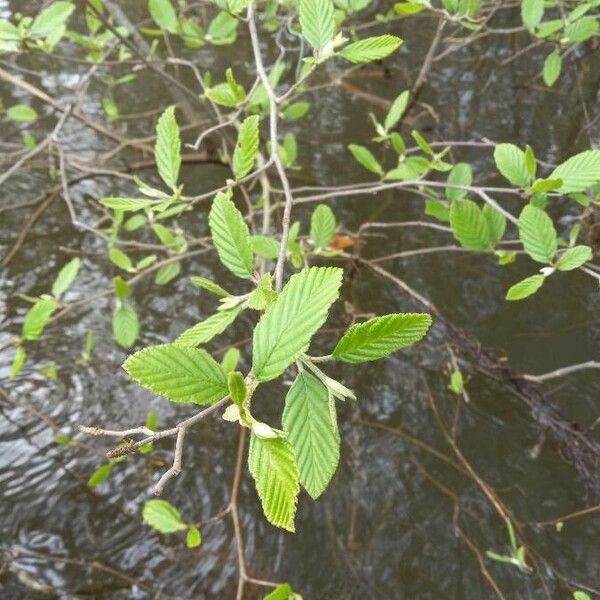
[232,115,259,180]
[348,144,383,175]
[556,245,593,271]
[228,371,247,406]
[123,344,228,404]
[250,235,280,260]
[22,299,58,341]
[10,347,26,380]
[112,302,139,348]
[7,104,38,122]
[252,267,343,382]
[51,258,81,298]
[542,49,562,86]
[31,2,75,37]
[506,274,545,301]
[206,11,238,44]
[148,0,178,32]
[109,248,134,272]
[155,106,181,191]
[175,306,241,347]
[283,101,310,120]
[209,190,253,279]
[521,0,544,31]
[564,16,598,43]
[384,90,410,132]
[483,204,506,245]
[87,463,112,488]
[142,499,186,533]
[332,313,431,363]
[190,276,231,297]
[310,204,336,247]
[101,197,159,211]
[449,199,491,251]
[186,526,202,548]
[494,143,530,187]
[339,35,403,64]
[221,347,240,374]
[282,371,340,499]
[550,150,600,193]
[425,199,450,222]
[264,584,294,600]
[155,261,181,285]
[248,433,299,532]
[299,0,335,52]
[248,273,278,310]
[518,205,557,263]
[446,163,472,201]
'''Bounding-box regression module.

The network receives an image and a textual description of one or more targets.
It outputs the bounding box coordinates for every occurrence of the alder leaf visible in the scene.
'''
[155,106,181,191]
[348,144,383,175]
[518,205,557,264]
[248,433,299,532]
[51,258,81,298]
[148,0,178,32]
[22,299,58,341]
[252,267,343,382]
[175,306,241,347]
[550,150,600,193]
[282,371,340,499]
[232,115,259,180]
[142,499,186,533]
[310,204,336,248]
[339,35,402,64]
[333,313,431,363]
[299,0,334,52]
[449,199,491,251]
[494,143,530,187]
[556,245,593,271]
[112,301,140,349]
[506,274,545,301]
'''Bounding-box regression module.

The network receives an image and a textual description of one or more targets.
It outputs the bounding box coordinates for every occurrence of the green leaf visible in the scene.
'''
[206,11,238,44]
[175,306,241,347]
[506,274,545,301]
[142,499,186,533]
[574,592,592,600]
[209,190,254,279]
[101,197,158,211]
[384,90,410,132]
[411,129,434,155]
[521,0,544,31]
[248,273,278,310]
[425,199,450,222]
[483,204,506,245]
[155,261,181,285]
[550,150,600,193]
[494,143,530,187]
[556,245,593,271]
[186,526,202,548]
[7,105,38,122]
[228,371,247,406]
[112,302,139,349]
[339,35,403,64]
[190,276,231,297]
[252,267,343,382]
[232,115,259,180]
[348,144,383,175]
[542,49,562,86]
[250,235,280,259]
[31,2,75,38]
[248,433,299,532]
[113,275,130,299]
[449,199,491,251]
[448,369,464,394]
[22,299,58,341]
[310,204,336,247]
[264,584,294,600]
[518,205,557,263]
[332,313,431,363]
[109,248,134,272]
[51,258,81,298]
[10,347,26,380]
[87,463,113,488]
[283,101,310,120]
[530,178,563,193]
[148,0,178,32]
[123,344,228,405]
[446,163,472,201]
[282,371,340,499]
[524,145,537,179]
[221,347,240,374]
[564,16,598,43]
[299,0,335,52]
[155,106,181,191]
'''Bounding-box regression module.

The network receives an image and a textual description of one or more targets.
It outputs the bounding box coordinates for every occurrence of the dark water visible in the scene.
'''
[1,1,599,598]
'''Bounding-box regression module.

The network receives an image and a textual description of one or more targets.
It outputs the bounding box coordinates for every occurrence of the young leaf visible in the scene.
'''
[221,347,240,374]
[556,245,593,271]
[186,526,202,548]
[232,115,259,180]
[11,347,26,380]
[22,299,58,341]
[30,1,75,38]
[264,584,294,600]
[123,344,228,404]
[521,0,544,31]
[7,105,38,122]
[155,261,181,285]
[227,371,247,406]
[483,204,506,245]
[113,302,140,349]
[339,35,403,64]
[425,199,450,222]
[248,433,300,532]
[446,163,472,201]
[384,90,410,132]
[148,0,178,32]
[348,144,383,175]
[332,313,431,363]
[449,199,491,251]
[299,0,334,52]
[155,106,181,191]
[506,274,545,301]
[310,204,336,248]
[100,197,159,211]
[252,267,343,382]
[494,144,530,187]
[283,101,310,120]
[250,235,280,259]
[190,276,231,297]
[109,248,134,272]
[175,306,242,347]
[542,49,562,87]
[87,463,113,488]
[282,371,340,499]
[208,190,254,279]
[51,257,81,298]
[142,499,186,533]
[248,273,278,311]
[549,150,600,193]
[518,205,557,263]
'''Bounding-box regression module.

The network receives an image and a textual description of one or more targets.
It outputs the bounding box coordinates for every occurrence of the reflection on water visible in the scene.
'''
[1,2,599,598]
